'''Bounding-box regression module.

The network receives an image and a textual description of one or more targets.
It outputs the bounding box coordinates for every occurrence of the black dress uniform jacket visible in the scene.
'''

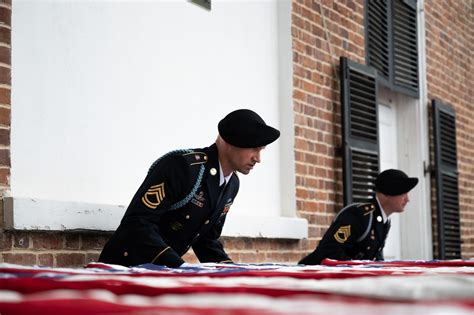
[299,198,391,265]
[99,143,239,268]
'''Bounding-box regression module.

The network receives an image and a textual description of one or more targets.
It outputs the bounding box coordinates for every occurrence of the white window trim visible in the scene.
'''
[372,0,432,259]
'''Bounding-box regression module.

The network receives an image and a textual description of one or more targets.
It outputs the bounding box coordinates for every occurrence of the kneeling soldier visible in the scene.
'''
[100,109,280,268]
[299,169,418,265]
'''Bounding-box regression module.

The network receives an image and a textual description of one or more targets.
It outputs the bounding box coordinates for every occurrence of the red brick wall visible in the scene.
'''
[425,0,474,258]
[0,0,11,260]
[0,231,109,267]
[2,0,365,267]
[292,0,365,253]
[0,0,10,196]
[1,0,472,267]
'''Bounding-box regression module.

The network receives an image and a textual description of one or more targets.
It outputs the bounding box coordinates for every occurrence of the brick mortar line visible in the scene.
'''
[293,104,337,112]
[294,107,340,115]
[296,180,338,185]
[5,249,101,253]
[293,36,360,56]
[296,172,333,177]
[295,139,337,147]
[294,165,339,172]
[292,38,347,63]
[296,194,338,198]
[293,86,337,97]
[294,25,364,47]
[293,74,336,87]
[292,29,356,54]
[295,146,338,157]
[293,3,364,30]
[293,125,339,133]
[294,134,339,141]
[294,89,336,101]
[294,164,338,171]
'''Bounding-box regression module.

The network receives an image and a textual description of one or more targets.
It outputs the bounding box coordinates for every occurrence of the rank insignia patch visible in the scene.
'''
[334,225,351,243]
[142,183,165,209]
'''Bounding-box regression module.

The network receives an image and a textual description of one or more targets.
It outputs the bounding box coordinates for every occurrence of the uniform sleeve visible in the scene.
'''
[192,213,232,263]
[123,155,192,267]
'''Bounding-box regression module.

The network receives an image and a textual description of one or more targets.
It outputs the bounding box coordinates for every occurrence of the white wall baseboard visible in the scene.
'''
[3,197,308,239]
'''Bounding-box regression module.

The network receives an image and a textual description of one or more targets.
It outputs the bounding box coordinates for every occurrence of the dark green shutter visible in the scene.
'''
[366,0,390,81]
[190,0,211,10]
[392,0,419,93]
[340,57,380,205]
[365,0,419,96]
[432,100,461,259]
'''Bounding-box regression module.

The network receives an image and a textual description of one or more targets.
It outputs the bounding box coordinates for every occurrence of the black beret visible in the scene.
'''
[375,169,419,196]
[218,109,280,148]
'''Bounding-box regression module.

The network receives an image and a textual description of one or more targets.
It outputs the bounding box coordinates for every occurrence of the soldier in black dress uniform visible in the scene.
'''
[299,169,418,265]
[99,109,280,268]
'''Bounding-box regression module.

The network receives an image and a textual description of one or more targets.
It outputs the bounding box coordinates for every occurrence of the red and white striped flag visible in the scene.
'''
[1,259,473,315]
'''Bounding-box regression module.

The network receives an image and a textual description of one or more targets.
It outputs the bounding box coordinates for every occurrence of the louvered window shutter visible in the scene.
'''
[432,100,461,259]
[392,0,419,93]
[366,0,390,82]
[340,57,380,205]
[365,0,419,96]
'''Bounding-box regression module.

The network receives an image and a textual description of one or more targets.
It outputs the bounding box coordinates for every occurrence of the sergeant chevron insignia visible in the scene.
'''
[334,225,351,243]
[142,183,165,209]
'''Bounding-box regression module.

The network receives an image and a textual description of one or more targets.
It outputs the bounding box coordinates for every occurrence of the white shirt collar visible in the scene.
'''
[375,196,389,223]
[219,162,232,186]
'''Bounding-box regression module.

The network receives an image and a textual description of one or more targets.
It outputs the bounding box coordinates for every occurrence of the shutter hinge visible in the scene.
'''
[423,161,434,175]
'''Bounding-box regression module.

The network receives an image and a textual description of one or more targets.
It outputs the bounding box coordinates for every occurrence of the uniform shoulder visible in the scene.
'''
[147,149,207,178]
[354,202,376,216]
[158,149,208,167]
[336,202,374,220]
[181,150,208,166]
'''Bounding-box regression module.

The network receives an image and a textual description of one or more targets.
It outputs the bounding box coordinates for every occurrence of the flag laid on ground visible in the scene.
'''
[1,259,473,315]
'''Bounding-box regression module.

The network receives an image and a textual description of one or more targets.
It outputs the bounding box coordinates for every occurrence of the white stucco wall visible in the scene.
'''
[9,0,307,237]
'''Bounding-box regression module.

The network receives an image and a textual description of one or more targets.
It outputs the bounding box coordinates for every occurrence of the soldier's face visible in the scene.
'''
[388,193,410,213]
[229,146,265,175]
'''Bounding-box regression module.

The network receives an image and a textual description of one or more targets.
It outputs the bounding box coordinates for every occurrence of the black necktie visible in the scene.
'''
[385,220,391,236]
[217,183,226,206]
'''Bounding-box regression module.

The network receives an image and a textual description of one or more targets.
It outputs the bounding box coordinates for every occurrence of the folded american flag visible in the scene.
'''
[1,259,473,315]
